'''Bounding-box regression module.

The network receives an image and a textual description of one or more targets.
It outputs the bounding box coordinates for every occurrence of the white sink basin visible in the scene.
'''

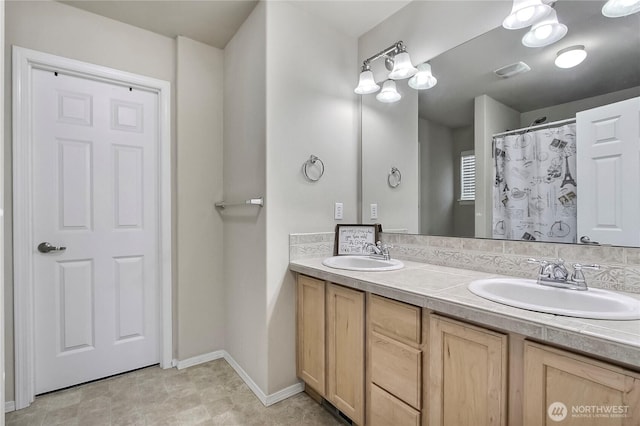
[322,256,404,272]
[468,278,640,320]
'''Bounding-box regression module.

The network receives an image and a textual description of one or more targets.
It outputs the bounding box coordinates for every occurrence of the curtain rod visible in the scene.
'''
[492,117,576,138]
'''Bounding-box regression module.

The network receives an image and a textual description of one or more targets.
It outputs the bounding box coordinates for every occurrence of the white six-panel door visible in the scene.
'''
[576,96,640,246]
[31,68,159,394]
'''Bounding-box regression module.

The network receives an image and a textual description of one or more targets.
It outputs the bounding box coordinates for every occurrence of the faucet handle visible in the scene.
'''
[570,263,600,288]
[573,263,600,271]
[571,263,600,278]
[527,258,548,270]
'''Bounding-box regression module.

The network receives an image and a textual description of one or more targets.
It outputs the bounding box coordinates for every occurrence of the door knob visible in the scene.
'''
[37,242,67,253]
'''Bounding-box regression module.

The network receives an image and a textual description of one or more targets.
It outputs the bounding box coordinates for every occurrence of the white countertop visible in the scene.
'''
[290,257,640,369]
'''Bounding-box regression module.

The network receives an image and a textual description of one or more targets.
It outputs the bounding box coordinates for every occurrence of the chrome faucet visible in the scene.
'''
[527,258,600,291]
[364,241,392,261]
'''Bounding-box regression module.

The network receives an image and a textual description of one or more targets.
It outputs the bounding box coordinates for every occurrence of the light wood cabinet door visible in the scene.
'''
[296,275,325,395]
[326,283,365,425]
[370,294,421,346]
[429,314,508,426]
[524,342,640,426]
[371,331,421,409]
[370,384,420,426]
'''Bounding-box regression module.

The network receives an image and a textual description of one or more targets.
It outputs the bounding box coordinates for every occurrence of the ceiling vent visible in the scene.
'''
[494,61,531,78]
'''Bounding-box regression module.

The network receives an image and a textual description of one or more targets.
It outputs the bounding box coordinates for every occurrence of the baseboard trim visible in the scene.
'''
[176,350,224,370]
[264,381,305,406]
[174,350,304,407]
[5,400,16,413]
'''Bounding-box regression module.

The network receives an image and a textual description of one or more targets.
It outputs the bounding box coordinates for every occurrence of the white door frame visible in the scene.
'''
[12,46,173,410]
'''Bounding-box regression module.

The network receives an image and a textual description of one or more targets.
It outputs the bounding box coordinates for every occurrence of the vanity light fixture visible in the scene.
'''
[376,80,402,103]
[408,63,438,90]
[354,64,380,94]
[522,8,567,47]
[555,45,587,68]
[354,41,417,97]
[602,0,640,17]
[503,0,553,30]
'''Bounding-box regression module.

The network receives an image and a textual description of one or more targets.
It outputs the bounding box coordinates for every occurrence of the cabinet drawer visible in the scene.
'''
[371,331,421,409]
[370,294,421,345]
[370,384,420,426]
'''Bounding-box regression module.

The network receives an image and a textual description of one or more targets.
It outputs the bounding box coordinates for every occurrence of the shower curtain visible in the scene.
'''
[492,123,577,243]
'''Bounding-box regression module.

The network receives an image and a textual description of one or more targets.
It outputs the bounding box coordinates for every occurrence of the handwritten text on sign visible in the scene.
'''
[338,226,376,255]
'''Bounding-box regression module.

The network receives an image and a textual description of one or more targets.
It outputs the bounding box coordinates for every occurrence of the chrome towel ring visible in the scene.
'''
[388,166,402,188]
[302,155,325,182]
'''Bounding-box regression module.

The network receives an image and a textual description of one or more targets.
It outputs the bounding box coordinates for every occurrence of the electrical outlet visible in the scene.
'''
[370,203,378,220]
[334,202,344,220]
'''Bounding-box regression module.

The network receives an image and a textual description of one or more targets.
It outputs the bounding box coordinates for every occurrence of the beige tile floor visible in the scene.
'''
[6,359,343,426]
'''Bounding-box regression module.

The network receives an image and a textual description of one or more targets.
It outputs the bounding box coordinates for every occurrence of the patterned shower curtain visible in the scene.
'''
[492,123,577,243]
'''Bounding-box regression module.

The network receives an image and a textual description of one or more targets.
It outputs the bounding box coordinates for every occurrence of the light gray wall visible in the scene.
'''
[520,86,640,127]
[176,36,225,360]
[223,1,359,396]
[4,0,176,403]
[223,1,268,392]
[419,118,454,236]
[474,94,520,239]
[265,1,359,393]
[362,85,418,233]
[452,126,475,237]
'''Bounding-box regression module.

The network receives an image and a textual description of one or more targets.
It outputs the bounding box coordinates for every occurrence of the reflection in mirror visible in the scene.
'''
[360,0,640,247]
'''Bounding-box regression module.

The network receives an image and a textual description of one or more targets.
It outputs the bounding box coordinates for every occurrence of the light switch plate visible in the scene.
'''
[370,203,378,220]
[334,202,343,220]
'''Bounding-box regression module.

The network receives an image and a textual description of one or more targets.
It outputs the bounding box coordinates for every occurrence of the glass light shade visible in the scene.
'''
[354,70,380,94]
[555,46,587,68]
[376,80,401,103]
[503,0,553,30]
[522,9,568,47]
[388,52,418,80]
[408,63,438,90]
[602,0,640,17]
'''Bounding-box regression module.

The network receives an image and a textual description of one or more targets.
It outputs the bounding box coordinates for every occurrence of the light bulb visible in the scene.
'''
[354,70,380,95]
[534,24,553,40]
[376,80,401,103]
[522,9,567,48]
[388,52,418,80]
[516,6,535,22]
[408,63,438,90]
[602,0,640,17]
[503,0,553,29]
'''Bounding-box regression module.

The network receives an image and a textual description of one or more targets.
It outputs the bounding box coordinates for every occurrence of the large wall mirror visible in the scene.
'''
[360,0,640,247]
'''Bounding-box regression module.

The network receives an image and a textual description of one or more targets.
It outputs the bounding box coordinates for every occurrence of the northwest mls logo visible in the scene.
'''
[548,402,568,422]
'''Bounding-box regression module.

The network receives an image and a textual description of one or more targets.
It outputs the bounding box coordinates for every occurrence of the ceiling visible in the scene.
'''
[59,0,412,49]
[416,1,640,128]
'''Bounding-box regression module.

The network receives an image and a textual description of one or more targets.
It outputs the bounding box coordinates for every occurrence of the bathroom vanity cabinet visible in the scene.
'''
[296,275,365,425]
[428,314,508,426]
[523,341,640,426]
[295,273,640,426]
[368,294,424,426]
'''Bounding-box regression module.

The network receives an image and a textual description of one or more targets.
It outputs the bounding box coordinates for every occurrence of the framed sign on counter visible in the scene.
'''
[334,224,382,255]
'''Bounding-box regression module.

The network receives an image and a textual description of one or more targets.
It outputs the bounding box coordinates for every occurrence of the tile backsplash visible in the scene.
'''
[290,232,640,294]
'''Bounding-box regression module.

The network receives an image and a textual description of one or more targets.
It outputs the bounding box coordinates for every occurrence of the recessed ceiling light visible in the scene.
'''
[555,45,587,69]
